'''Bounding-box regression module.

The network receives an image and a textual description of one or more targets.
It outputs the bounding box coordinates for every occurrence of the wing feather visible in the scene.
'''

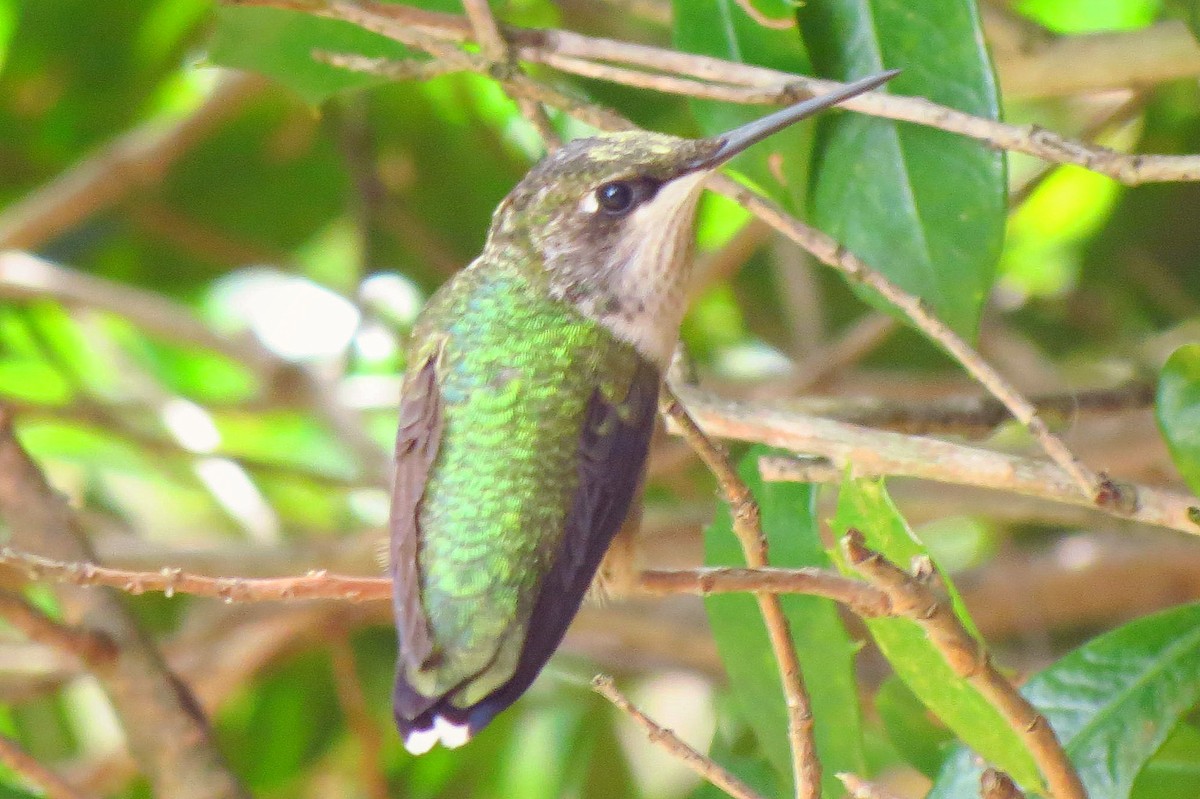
[390,351,443,682]
[457,356,661,731]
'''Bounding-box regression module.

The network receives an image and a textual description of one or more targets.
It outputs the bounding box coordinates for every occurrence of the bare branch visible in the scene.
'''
[842,529,1086,799]
[0,546,390,604]
[305,0,1200,184]
[660,386,822,799]
[592,674,769,799]
[461,0,560,148]
[638,567,890,618]
[658,385,1196,535]
[0,591,116,665]
[836,773,909,799]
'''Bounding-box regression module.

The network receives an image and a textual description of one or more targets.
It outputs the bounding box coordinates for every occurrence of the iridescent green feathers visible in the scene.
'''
[391,254,659,751]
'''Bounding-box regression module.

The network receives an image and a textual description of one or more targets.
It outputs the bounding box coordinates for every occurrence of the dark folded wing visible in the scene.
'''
[390,352,443,686]
[461,357,661,730]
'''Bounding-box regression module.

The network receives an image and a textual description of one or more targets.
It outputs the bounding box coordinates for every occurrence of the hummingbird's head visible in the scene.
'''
[486,70,898,366]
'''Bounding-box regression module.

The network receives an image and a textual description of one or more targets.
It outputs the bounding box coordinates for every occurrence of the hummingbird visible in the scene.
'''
[390,69,899,754]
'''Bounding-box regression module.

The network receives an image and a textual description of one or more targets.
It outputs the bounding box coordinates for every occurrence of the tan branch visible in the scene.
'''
[461,0,560,148]
[329,636,389,799]
[842,529,1086,799]
[0,591,116,665]
[660,387,822,799]
[708,175,1104,502]
[836,773,909,799]
[592,674,769,799]
[0,546,391,603]
[306,0,1200,184]
[1,546,895,616]
[662,384,1196,535]
[638,567,890,618]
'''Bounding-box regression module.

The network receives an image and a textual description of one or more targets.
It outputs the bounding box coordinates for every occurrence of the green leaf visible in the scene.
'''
[673,0,814,214]
[0,359,72,404]
[797,0,1006,341]
[875,676,955,778]
[1132,723,1200,799]
[930,603,1200,799]
[208,5,416,104]
[704,445,864,795]
[219,650,342,789]
[1015,0,1162,33]
[831,477,1041,789]
[1157,344,1200,498]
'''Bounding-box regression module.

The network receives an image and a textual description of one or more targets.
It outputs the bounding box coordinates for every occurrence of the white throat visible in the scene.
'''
[599,172,707,365]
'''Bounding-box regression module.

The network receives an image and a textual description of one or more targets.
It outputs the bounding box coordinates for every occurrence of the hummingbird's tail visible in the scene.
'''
[393,672,516,755]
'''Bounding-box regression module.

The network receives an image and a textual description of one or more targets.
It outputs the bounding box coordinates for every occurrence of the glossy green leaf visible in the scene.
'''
[930,603,1200,799]
[1157,344,1200,498]
[876,676,955,778]
[219,650,342,789]
[673,0,814,214]
[798,0,1006,341]
[831,477,1041,789]
[705,445,864,795]
[1131,723,1200,799]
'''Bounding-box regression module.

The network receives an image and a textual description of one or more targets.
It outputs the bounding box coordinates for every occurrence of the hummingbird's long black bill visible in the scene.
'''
[690,68,901,171]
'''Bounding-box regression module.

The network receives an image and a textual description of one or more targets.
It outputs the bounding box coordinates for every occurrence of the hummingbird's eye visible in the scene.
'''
[595,181,636,215]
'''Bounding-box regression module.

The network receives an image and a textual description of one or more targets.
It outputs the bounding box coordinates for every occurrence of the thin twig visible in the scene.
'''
[638,568,890,618]
[0,591,117,665]
[842,529,1086,799]
[592,675,768,799]
[329,636,389,799]
[708,174,1104,503]
[461,0,560,148]
[836,773,908,799]
[0,546,895,613]
[0,546,391,603]
[281,0,1200,184]
[0,733,95,799]
[660,386,821,799]
[659,385,1196,534]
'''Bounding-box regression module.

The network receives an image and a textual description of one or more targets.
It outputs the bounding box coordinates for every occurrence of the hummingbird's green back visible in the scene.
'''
[395,244,652,709]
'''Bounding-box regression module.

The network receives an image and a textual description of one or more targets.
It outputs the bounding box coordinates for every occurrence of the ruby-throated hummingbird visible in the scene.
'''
[391,69,898,754]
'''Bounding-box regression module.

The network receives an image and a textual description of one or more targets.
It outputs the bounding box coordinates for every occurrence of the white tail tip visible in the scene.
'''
[404,715,472,755]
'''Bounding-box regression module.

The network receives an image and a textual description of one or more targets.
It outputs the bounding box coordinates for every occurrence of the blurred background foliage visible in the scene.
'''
[2,0,1200,797]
